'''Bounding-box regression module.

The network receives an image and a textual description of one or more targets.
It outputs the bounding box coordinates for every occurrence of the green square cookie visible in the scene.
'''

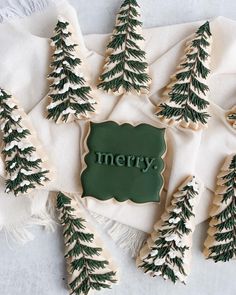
[81,121,166,203]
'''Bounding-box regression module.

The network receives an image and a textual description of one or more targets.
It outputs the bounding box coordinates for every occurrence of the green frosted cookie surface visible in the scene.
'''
[81,121,166,203]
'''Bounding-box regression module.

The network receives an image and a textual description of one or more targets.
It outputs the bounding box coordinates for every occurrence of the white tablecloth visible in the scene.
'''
[0,0,236,294]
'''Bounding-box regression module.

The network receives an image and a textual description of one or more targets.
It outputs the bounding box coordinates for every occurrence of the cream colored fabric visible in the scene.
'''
[0,0,235,235]
[83,17,236,231]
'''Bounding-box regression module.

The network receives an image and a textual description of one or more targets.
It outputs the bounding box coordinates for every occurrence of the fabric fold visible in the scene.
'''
[0,1,235,243]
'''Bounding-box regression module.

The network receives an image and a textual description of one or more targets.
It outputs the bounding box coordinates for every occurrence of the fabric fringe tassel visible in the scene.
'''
[1,223,35,245]
[91,212,147,258]
[0,0,54,23]
[0,197,56,245]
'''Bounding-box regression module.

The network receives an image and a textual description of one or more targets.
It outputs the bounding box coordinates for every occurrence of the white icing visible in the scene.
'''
[188,198,196,206]
[18,142,33,151]
[58,82,70,94]
[74,70,84,78]
[188,178,199,192]
[0,120,8,130]
[20,168,33,175]
[4,140,18,151]
[20,180,31,187]
[70,83,81,90]
[175,239,184,247]
[11,114,21,122]
[56,81,88,95]
[65,39,75,47]
[168,251,178,259]
[150,249,158,257]
[4,140,33,151]
[154,271,162,276]
[154,258,165,266]
[5,101,16,108]
[47,101,62,110]
[9,162,16,169]
[53,80,60,85]
[16,127,24,133]
[25,155,38,162]
[69,55,78,60]
[164,234,180,243]
[143,257,153,263]
[58,16,67,23]
[10,171,18,181]
[62,60,70,66]
[173,208,182,214]
[169,217,181,224]
[54,49,63,55]
[185,223,192,230]
[62,108,76,115]
[62,28,69,35]
[54,67,63,74]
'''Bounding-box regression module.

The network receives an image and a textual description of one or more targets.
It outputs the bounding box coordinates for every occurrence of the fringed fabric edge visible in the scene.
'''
[0,0,56,23]
[91,211,147,258]
[0,195,56,245]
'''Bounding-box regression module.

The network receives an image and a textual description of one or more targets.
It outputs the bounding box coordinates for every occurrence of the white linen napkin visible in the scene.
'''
[0,0,235,242]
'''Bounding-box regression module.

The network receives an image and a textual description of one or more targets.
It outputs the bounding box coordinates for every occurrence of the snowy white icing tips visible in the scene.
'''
[0,89,52,196]
[56,192,118,295]
[156,21,212,130]
[137,176,200,284]
[47,16,97,124]
[226,106,236,129]
[97,0,151,96]
[204,154,236,262]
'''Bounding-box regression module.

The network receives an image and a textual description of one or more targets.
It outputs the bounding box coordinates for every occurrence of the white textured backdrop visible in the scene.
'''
[70,0,236,34]
[0,1,236,295]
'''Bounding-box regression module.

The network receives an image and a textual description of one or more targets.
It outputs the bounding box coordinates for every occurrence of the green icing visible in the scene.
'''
[81,121,166,203]
[156,21,211,127]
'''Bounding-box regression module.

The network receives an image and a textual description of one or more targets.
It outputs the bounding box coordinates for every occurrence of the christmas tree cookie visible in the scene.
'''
[97,0,151,96]
[47,16,96,123]
[204,154,236,262]
[137,176,201,283]
[56,192,117,295]
[156,21,212,130]
[226,106,236,129]
[0,89,51,196]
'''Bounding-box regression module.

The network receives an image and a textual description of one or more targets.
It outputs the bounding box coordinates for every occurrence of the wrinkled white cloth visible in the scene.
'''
[0,0,235,236]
